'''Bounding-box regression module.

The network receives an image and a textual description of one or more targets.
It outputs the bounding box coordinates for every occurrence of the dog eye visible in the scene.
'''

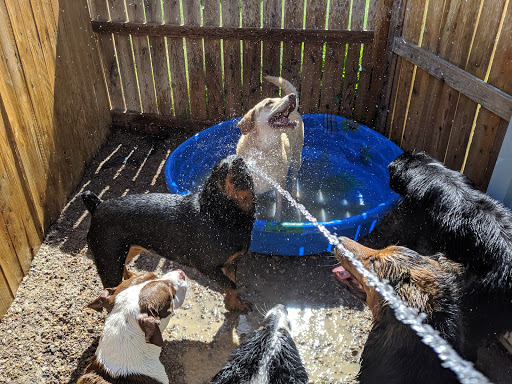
[265,101,273,107]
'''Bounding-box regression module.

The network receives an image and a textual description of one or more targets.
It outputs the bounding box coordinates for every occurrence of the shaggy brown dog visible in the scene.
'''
[361,151,512,358]
[334,237,464,384]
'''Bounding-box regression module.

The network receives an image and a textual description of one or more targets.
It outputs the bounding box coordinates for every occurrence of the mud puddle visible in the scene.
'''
[128,249,371,384]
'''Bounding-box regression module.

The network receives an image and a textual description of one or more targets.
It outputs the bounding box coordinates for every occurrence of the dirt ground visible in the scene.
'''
[0,129,510,383]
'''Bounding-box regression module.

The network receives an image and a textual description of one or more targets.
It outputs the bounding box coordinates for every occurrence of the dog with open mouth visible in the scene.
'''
[360,150,512,359]
[236,75,304,221]
[333,236,464,384]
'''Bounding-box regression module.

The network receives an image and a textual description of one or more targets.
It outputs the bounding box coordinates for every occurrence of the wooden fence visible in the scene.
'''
[88,0,394,132]
[380,0,512,191]
[0,0,111,317]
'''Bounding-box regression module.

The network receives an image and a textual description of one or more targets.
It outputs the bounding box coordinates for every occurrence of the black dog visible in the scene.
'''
[210,304,309,384]
[334,237,464,384]
[82,155,255,313]
[361,151,512,358]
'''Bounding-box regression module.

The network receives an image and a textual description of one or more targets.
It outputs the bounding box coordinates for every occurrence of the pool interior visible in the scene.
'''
[169,115,400,224]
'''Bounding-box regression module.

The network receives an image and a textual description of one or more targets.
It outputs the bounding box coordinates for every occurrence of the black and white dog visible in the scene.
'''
[361,151,512,358]
[210,304,309,384]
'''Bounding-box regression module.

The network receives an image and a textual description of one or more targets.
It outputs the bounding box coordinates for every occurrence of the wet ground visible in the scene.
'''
[0,129,371,383]
[0,129,510,383]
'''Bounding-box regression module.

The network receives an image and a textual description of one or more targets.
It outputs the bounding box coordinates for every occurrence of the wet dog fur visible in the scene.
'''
[360,151,512,356]
[236,75,304,221]
[210,304,309,384]
[334,237,464,384]
[78,269,187,384]
[81,155,255,313]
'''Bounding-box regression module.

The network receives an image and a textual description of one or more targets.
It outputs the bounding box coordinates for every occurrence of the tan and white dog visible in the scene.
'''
[78,269,187,384]
[236,76,304,221]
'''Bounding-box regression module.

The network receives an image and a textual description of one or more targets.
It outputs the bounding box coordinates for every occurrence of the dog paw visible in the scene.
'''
[224,290,253,313]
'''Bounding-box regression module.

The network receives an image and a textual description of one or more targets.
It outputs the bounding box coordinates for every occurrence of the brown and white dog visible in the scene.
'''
[236,76,304,221]
[77,269,187,384]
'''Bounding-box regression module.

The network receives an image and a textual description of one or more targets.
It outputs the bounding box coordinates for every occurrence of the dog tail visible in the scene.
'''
[81,190,102,214]
[264,75,299,104]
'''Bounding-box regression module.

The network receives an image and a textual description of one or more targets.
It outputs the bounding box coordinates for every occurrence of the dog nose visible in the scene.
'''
[288,94,296,103]
[175,269,186,281]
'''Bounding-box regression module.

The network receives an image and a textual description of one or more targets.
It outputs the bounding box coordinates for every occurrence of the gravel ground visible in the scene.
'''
[0,130,371,383]
[0,129,510,384]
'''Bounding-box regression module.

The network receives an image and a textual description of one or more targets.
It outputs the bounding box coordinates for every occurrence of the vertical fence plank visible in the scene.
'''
[203,0,225,120]
[340,0,365,118]
[241,1,262,111]
[222,0,242,117]
[0,266,12,318]
[146,1,173,116]
[109,0,140,112]
[89,0,125,110]
[281,0,304,92]
[388,0,428,144]
[126,1,157,114]
[319,0,350,114]
[464,2,512,189]
[354,0,378,124]
[300,0,327,113]
[183,0,207,119]
[372,0,406,131]
[262,0,282,98]
[0,103,41,273]
[163,0,189,118]
[0,214,23,295]
[0,1,46,230]
[444,0,506,170]
[364,0,393,127]
[399,0,451,152]
[404,0,480,159]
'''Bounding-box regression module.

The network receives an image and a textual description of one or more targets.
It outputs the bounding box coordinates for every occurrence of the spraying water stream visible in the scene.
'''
[246,162,492,384]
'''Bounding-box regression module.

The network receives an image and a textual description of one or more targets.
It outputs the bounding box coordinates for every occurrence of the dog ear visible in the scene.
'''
[138,314,164,347]
[87,288,116,312]
[238,108,255,135]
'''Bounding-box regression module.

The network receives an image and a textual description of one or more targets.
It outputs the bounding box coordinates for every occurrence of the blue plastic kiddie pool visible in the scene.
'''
[164,114,403,256]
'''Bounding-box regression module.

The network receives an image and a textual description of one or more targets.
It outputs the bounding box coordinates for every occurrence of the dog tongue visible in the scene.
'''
[332,266,351,280]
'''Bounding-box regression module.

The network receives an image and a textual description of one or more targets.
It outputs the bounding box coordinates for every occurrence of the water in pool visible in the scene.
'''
[254,169,368,222]
[191,158,370,223]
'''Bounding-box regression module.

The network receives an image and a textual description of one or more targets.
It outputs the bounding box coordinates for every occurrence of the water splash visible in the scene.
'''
[247,163,491,384]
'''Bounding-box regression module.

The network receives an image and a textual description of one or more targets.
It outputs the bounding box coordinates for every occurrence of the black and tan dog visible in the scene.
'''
[82,155,255,313]
[334,237,464,384]
[361,151,512,357]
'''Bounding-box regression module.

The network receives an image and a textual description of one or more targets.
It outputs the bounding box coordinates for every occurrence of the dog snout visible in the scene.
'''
[175,269,186,281]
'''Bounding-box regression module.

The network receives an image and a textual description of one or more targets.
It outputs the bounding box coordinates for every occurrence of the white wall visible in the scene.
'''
[487,119,512,209]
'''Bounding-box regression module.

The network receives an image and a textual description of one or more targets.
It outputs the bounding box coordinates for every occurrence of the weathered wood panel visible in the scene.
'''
[127,0,157,114]
[222,0,242,117]
[183,0,207,119]
[109,0,140,112]
[92,0,387,126]
[163,0,189,119]
[145,1,172,116]
[241,1,262,111]
[463,2,512,188]
[261,0,282,99]
[386,0,512,190]
[0,0,111,317]
[300,0,327,114]
[340,0,365,118]
[319,0,350,114]
[203,0,224,119]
